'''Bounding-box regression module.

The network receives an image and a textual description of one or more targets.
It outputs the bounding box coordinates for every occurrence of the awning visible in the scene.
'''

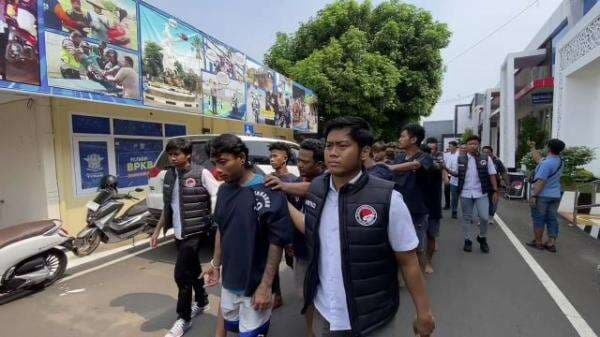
[515,77,554,101]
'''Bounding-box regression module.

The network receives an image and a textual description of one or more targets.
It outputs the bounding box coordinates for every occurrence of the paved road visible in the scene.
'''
[1,200,599,337]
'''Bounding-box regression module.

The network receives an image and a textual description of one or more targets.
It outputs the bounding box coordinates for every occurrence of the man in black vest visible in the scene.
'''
[150,138,220,337]
[457,135,500,253]
[287,117,435,337]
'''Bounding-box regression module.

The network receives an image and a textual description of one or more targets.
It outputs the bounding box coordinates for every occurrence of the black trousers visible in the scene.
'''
[175,236,208,321]
[443,182,451,208]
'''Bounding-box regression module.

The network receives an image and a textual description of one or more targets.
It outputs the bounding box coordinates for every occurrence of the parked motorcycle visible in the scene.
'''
[0,220,71,297]
[72,175,153,257]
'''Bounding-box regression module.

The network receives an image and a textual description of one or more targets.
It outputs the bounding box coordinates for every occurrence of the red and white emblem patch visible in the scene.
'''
[355,205,378,227]
[184,177,197,187]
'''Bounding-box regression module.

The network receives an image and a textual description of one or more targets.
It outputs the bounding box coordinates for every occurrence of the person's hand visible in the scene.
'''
[203,264,221,288]
[264,174,285,191]
[251,282,273,311]
[413,311,435,337]
[150,230,160,249]
[529,196,537,207]
[492,191,500,204]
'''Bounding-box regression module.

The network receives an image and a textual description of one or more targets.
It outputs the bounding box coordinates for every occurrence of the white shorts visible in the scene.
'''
[221,288,272,336]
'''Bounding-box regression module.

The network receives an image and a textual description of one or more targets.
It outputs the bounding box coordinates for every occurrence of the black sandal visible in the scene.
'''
[544,244,557,253]
[525,240,544,250]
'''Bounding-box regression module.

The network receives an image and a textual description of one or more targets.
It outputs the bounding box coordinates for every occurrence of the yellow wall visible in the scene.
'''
[50,98,293,233]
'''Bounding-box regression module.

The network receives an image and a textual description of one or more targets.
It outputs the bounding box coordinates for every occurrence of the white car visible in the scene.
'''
[145,135,300,226]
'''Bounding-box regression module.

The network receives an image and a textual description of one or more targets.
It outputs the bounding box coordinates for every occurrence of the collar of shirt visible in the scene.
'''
[328,171,363,192]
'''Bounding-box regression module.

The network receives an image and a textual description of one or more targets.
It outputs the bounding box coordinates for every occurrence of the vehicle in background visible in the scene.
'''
[146,135,300,226]
[0,220,71,299]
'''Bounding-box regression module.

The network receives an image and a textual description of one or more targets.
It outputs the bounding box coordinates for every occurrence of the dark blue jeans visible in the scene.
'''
[450,184,459,215]
[530,197,561,238]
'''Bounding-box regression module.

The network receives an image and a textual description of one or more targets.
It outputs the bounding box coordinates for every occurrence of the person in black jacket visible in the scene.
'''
[287,117,435,337]
[421,143,443,275]
[150,138,219,337]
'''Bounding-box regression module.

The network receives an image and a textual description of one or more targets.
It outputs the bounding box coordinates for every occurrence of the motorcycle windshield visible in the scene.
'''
[93,189,115,205]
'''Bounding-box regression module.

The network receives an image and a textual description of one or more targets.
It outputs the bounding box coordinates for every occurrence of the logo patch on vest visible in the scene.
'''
[305,200,316,209]
[184,178,197,187]
[355,205,377,227]
[480,160,487,166]
[254,190,271,211]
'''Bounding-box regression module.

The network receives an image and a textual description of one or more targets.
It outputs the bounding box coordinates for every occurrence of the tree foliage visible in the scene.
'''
[143,42,164,79]
[264,0,450,139]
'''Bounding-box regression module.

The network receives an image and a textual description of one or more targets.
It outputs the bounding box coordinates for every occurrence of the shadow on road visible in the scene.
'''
[110,292,178,332]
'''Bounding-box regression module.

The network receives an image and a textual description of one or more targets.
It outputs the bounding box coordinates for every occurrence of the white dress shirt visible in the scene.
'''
[460,154,497,199]
[314,172,418,331]
[445,152,459,186]
[172,168,220,240]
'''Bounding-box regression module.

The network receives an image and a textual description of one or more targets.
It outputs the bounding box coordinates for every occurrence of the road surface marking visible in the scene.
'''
[59,239,172,283]
[495,214,598,337]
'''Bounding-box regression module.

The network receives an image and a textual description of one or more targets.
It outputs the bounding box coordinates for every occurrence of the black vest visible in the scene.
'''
[303,172,399,337]
[163,164,212,238]
[457,153,492,195]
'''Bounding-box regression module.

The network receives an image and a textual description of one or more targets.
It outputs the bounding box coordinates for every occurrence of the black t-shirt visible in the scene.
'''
[215,177,293,296]
[288,176,309,259]
[393,151,433,220]
[425,158,443,220]
[367,163,395,182]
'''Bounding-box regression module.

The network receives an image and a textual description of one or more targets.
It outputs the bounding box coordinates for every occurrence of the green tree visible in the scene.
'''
[460,128,474,145]
[143,42,164,79]
[264,0,451,139]
[516,116,548,165]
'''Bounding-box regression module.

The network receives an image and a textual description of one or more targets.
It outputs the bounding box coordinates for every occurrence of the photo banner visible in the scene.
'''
[0,0,316,130]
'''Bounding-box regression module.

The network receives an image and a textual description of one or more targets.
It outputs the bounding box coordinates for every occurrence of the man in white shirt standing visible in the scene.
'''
[443,141,460,219]
[456,136,500,253]
[287,117,435,337]
[151,138,220,337]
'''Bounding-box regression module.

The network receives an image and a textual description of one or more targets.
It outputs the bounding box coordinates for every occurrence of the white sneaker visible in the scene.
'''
[190,302,209,318]
[488,219,495,225]
[165,318,191,337]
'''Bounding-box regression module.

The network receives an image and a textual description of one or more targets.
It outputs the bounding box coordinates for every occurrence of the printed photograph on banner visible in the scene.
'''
[140,4,203,112]
[202,70,245,119]
[43,0,138,50]
[274,72,292,128]
[305,90,318,133]
[0,0,40,85]
[292,83,306,131]
[245,83,266,124]
[45,31,140,99]
[204,35,244,82]
[246,59,276,125]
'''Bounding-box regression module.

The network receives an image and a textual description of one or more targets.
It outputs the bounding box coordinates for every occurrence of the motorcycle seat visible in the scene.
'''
[123,200,147,217]
[0,220,58,250]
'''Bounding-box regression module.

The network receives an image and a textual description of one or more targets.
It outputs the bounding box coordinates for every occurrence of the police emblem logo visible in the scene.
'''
[184,177,197,187]
[355,205,378,227]
[480,160,487,166]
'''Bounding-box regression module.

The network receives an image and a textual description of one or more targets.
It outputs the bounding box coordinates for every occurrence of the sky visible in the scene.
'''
[145,0,565,121]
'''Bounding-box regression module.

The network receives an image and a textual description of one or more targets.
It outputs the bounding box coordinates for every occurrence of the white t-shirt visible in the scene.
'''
[445,152,459,186]
[114,67,140,99]
[172,168,220,240]
[314,173,418,331]
[460,154,497,198]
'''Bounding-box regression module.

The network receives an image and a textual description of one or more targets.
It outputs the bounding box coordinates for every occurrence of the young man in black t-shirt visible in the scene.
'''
[389,124,434,271]
[203,134,293,337]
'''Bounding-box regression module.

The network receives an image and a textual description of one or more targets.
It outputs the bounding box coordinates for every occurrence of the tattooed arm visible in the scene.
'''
[252,244,283,310]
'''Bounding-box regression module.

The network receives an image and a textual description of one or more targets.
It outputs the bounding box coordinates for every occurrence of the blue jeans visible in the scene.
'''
[450,184,459,215]
[460,196,489,240]
[530,197,561,238]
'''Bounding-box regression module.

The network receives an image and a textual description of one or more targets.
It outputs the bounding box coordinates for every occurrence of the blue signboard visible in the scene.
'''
[532,92,553,105]
[79,141,110,190]
[115,138,163,187]
[244,123,255,135]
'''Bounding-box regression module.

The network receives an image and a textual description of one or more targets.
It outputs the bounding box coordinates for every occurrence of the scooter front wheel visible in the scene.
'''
[39,249,67,288]
[73,228,101,257]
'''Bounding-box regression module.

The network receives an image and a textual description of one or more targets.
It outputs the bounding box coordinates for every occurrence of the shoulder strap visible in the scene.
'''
[548,158,564,179]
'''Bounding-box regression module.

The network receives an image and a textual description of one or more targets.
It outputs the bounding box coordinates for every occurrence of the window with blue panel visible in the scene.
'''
[584,0,598,15]
[113,119,163,137]
[165,124,187,137]
[114,138,164,187]
[72,115,111,134]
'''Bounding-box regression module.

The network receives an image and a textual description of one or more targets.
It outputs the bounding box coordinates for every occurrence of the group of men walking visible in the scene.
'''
[147,115,560,337]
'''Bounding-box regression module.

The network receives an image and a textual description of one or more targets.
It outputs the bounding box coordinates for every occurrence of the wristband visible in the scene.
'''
[210,259,221,268]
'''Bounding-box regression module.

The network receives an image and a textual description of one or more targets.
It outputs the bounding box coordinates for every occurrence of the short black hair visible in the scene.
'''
[449,141,458,147]
[166,138,192,155]
[425,137,438,144]
[324,117,374,148]
[300,138,324,163]
[465,135,481,143]
[210,134,251,168]
[547,138,566,155]
[482,145,493,153]
[268,142,292,159]
[401,124,425,146]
